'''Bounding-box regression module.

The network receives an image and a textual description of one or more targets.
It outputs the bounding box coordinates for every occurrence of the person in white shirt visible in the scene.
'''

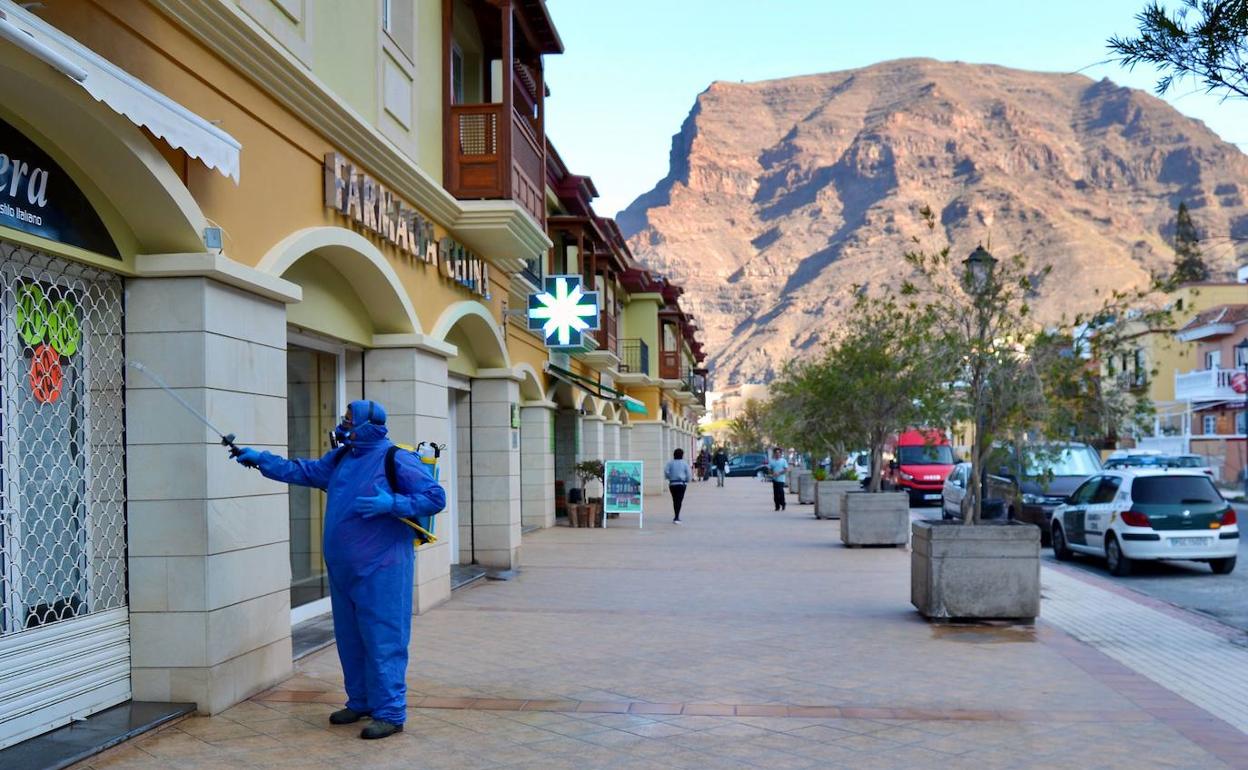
[766,447,789,511]
[664,448,692,524]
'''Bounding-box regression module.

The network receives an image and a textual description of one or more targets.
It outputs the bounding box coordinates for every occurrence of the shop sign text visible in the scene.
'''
[0,117,118,257]
[324,153,489,299]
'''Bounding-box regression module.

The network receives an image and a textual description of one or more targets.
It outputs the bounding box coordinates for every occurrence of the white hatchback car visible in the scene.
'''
[1049,470,1238,576]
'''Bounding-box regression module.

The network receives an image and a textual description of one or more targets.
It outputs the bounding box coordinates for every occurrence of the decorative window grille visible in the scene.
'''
[0,245,125,636]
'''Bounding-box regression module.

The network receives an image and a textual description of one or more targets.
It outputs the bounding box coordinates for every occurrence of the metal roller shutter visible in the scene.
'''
[0,245,128,749]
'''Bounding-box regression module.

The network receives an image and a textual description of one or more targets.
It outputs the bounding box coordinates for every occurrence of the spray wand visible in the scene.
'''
[128,361,255,467]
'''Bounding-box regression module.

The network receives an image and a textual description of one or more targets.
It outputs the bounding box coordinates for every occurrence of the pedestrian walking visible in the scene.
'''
[234,400,446,740]
[697,449,711,482]
[766,446,789,511]
[712,447,728,487]
[665,448,692,523]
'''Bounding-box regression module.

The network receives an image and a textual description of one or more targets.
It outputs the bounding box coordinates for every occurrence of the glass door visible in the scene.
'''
[286,343,342,616]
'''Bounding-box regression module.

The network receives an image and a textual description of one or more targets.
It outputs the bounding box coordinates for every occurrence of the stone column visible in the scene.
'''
[632,422,665,495]
[520,403,556,529]
[580,415,605,498]
[467,376,521,569]
[362,346,453,614]
[125,277,291,714]
[603,420,621,462]
[620,424,633,462]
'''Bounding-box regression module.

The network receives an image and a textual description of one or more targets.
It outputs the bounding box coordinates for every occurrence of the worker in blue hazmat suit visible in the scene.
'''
[234,400,445,740]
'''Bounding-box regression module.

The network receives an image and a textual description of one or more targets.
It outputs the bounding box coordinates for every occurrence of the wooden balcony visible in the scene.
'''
[448,103,545,226]
[659,351,683,381]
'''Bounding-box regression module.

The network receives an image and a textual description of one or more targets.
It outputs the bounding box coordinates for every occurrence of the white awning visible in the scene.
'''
[0,2,241,183]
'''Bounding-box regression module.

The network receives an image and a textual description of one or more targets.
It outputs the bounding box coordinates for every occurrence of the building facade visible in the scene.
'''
[0,0,705,751]
[1174,305,1248,484]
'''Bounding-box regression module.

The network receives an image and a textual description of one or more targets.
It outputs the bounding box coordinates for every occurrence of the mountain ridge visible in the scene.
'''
[620,59,1248,385]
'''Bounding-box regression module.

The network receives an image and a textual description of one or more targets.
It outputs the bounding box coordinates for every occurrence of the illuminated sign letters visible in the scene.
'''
[323,153,489,299]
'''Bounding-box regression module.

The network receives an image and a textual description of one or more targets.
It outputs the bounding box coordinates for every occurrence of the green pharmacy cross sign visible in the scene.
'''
[528,275,599,349]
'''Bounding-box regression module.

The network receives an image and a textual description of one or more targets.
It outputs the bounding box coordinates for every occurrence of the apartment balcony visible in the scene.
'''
[1175,368,1247,403]
[659,350,683,382]
[619,339,649,377]
[448,103,545,226]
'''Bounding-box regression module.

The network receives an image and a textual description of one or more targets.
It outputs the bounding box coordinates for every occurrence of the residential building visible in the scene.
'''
[1173,305,1248,484]
[0,0,706,754]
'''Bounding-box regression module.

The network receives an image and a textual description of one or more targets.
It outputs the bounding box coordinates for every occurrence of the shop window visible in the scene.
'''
[1237,410,1247,435]
[287,344,342,611]
[1203,415,1218,435]
[0,247,126,635]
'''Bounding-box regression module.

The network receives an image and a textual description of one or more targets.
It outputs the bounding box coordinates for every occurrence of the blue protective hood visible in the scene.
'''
[347,399,388,445]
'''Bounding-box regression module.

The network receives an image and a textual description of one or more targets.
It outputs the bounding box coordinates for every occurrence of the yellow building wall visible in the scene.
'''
[44,2,504,342]
[622,295,661,375]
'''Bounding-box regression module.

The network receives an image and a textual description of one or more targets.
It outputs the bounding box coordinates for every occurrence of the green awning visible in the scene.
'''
[546,363,646,414]
[621,395,648,414]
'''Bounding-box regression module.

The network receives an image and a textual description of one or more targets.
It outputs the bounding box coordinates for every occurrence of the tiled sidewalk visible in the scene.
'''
[78,479,1247,769]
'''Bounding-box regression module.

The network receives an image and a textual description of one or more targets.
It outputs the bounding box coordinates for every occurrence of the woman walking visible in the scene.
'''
[664,448,692,524]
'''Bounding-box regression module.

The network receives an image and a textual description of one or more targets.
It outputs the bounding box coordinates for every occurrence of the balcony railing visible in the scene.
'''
[683,371,707,406]
[448,103,545,225]
[594,310,618,356]
[1175,367,1246,402]
[620,339,648,376]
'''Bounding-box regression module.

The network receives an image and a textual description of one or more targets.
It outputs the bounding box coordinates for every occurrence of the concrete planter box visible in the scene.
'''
[840,491,910,546]
[814,481,860,519]
[789,469,802,493]
[797,472,816,504]
[911,520,1041,621]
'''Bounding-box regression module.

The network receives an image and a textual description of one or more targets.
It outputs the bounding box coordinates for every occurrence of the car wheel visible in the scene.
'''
[1210,556,1237,575]
[1051,524,1072,561]
[1106,535,1132,577]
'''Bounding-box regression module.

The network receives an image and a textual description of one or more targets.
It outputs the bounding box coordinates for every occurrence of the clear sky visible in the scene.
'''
[543,0,1248,218]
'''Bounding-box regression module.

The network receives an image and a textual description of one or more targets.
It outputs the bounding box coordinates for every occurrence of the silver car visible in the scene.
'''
[942,462,972,520]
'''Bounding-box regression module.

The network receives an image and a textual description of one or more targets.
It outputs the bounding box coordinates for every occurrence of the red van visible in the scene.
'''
[884,429,955,506]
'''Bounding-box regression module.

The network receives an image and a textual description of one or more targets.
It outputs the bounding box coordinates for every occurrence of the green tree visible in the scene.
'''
[726,398,767,451]
[902,208,1172,522]
[1109,1,1248,99]
[767,293,949,493]
[1170,202,1209,283]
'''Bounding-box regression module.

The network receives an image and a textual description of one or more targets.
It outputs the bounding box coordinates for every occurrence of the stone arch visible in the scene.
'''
[430,301,510,371]
[514,363,545,402]
[258,227,421,340]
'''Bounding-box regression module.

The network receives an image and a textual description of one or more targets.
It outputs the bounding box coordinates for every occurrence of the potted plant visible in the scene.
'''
[815,466,860,520]
[574,460,605,528]
[901,208,1169,619]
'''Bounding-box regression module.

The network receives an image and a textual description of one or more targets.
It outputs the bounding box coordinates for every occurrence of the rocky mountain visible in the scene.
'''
[619,59,1248,386]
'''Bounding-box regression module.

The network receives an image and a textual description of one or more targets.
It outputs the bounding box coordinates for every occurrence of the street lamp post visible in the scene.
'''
[962,246,997,523]
[1236,337,1248,498]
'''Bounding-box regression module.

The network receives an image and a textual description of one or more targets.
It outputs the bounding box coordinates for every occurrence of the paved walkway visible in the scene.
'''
[79,479,1248,769]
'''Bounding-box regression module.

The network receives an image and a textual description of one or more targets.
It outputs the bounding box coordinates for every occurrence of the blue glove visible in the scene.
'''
[234,447,262,468]
[357,483,397,519]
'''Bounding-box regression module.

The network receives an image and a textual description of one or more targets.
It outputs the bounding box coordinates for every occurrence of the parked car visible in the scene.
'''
[985,442,1102,543]
[1050,470,1238,576]
[1163,454,1215,478]
[726,453,768,477]
[1103,455,1167,471]
[941,462,972,519]
[940,462,1010,521]
[884,429,955,506]
[839,450,870,479]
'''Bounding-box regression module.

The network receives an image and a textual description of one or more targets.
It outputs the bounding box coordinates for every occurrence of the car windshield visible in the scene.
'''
[1131,476,1222,505]
[1023,447,1101,477]
[1165,456,1203,468]
[898,445,953,465]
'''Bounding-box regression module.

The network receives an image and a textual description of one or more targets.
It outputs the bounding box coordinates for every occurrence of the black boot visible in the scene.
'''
[360,720,404,740]
[329,707,367,725]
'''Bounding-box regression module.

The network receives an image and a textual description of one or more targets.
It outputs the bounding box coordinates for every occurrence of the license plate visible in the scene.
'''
[924,494,941,501]
[1170,537,1212,547]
